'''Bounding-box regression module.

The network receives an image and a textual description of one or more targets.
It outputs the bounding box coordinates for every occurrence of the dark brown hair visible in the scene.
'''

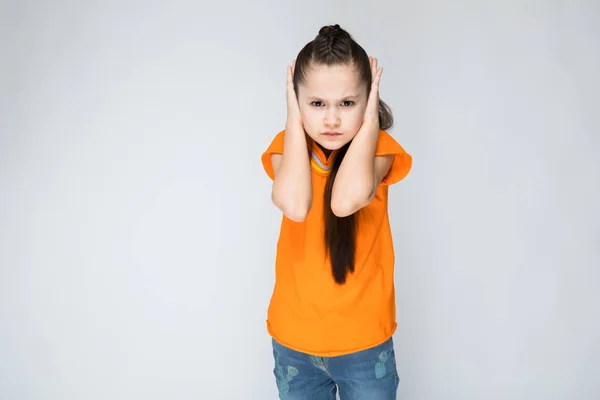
[292,24,394,284]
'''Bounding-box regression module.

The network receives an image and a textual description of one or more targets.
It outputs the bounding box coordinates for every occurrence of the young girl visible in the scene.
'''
[261,24,412,400]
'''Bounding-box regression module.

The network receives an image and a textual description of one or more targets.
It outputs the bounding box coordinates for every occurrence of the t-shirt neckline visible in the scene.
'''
[309,139,339,177]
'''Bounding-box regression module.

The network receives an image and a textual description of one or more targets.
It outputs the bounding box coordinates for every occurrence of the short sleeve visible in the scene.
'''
[375,130,413,185]
[261,130,285,180]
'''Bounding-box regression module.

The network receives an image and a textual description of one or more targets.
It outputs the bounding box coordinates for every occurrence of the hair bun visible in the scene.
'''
[319,24,342,36]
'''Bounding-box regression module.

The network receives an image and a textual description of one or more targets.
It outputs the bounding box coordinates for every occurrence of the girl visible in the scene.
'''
[261,24,412,400]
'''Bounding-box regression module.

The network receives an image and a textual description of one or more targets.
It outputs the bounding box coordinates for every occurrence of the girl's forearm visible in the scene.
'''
[272,122,313,221]
[331,126,379,216]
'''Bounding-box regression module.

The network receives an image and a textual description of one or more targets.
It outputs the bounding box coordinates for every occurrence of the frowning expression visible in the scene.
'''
[297,63,368,150]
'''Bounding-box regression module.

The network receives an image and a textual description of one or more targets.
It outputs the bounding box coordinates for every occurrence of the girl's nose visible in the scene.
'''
[324,109,340,127]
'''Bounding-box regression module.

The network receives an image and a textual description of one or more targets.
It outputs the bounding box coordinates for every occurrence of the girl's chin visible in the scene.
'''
[308,135,351,151]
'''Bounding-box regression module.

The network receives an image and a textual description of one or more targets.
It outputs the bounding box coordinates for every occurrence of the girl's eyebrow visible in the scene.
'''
[306,95,359,101]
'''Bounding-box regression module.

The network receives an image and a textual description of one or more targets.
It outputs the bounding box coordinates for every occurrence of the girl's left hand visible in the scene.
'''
[362,56,383,130]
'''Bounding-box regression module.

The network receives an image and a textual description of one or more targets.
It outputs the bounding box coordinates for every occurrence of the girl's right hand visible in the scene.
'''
[286,60,303,126]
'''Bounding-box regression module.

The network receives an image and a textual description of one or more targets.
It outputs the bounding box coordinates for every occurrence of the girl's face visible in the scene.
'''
[297,63,368,151]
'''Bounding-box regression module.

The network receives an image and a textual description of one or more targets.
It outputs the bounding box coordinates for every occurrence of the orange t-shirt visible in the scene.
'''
[261,129,412,357]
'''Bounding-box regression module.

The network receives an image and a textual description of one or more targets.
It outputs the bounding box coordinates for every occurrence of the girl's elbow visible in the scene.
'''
[272,192,311,222]
[331,206,352,218]
[331,199,358,218]
[331,182,374,217]
[331,194,371,217]
[286,210,309,222]
[284,204,311,222]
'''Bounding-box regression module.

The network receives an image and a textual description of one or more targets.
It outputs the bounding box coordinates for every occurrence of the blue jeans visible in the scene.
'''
[272,337,399,400]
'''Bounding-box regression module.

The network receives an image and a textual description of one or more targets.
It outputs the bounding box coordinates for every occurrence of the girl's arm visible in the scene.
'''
[331,130,393,217]
[332,58,391,217]
[271,62,312,222]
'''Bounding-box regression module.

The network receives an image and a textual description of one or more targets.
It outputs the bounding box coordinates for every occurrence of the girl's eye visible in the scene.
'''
[311,101,354,107]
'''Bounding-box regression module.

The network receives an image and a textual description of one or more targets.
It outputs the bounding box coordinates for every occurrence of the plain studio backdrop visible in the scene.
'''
[1,1,598,399]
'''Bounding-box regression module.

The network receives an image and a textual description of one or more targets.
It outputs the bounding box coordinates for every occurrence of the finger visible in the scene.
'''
[291,59,296,76]
[372,66,383,88]
[366,67,383,117]
[286,65,293,88]
[371,57,378,82]
[372,67,383,100]
[286,65,296,101]
[286,64,301,116]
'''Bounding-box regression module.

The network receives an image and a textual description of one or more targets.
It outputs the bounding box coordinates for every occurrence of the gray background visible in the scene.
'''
[1,1,598,399]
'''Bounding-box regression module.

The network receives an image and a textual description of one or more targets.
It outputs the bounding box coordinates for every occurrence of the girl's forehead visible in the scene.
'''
[300,64,364,95]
